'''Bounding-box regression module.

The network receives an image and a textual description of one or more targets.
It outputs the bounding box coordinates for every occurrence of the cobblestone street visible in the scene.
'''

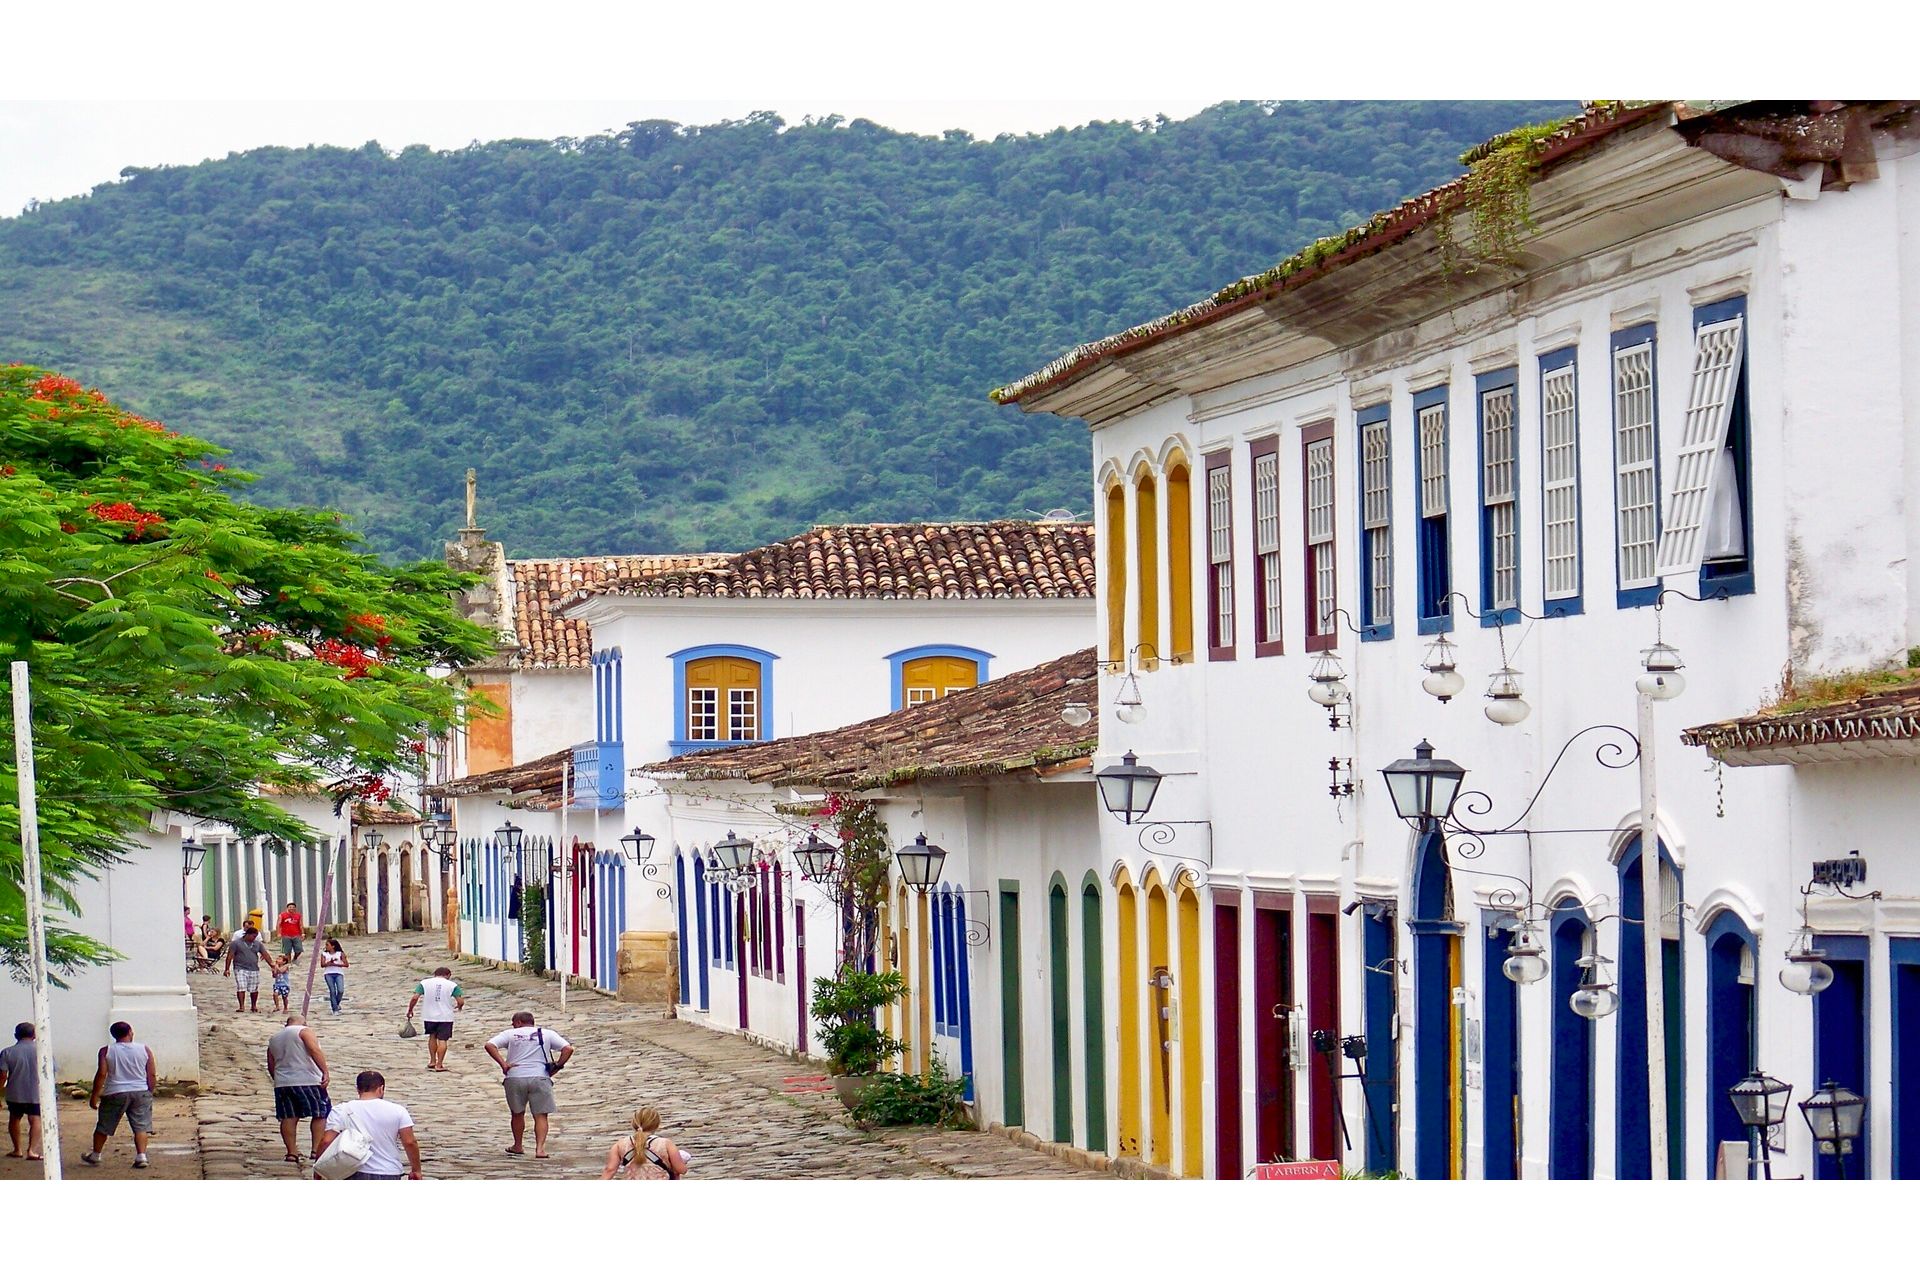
[190,932,1105,1180]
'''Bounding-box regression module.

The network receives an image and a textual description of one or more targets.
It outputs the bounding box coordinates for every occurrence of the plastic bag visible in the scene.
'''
[399,1019,419,1039]
[313,1110,372,1180]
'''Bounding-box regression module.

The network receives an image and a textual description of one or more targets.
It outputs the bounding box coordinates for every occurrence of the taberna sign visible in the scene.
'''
[1248,1160,1342,1180]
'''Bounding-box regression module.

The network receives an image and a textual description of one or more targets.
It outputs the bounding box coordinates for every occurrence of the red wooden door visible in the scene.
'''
[1213,896,1245,1178]
[582,846,598,984]
[568,841,584,976]
[736,894,749,1029]
[1306,899,1341,1161]
[1253,901,1295,1162]
[794,903,808,1053]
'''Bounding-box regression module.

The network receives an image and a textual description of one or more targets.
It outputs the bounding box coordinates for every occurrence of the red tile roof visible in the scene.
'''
[991,102,1670,407]
[640,648,1098,791]
[585,521,1096,602]
[511,554,730,669]
[424,745,576,810]
[1682,675,1920,765]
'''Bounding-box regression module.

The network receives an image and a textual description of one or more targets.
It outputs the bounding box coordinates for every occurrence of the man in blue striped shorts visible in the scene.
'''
[266,1016,332,1165]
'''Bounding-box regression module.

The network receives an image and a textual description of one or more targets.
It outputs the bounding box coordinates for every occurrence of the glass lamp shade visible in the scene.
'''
[1115,702,1146,725]
[1571,981,1620,1020]
[1095,750,1164,825]
[1502,939,1548,985]
[894,834,948,888]
[1637,642,1687,701]
[711,831,755,873]
[1781,933,1835,995]
[1801,1081,1867,1150]
[1420,635,1464,703]
[619,826,657,864]
[361,826,383,852]
[1378,740,1467,824]
[1060,701,1093,729]
[1727,1071,1792,1129]
[493,820,525,857]
[792,834,838,882]
[180,838,207,876]
[1484,667,1531,726]
[1308,678,1350,708]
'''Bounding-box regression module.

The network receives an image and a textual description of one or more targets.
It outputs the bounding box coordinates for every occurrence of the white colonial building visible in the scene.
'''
[989,100,1920,1180]
[432,520,1096,1002]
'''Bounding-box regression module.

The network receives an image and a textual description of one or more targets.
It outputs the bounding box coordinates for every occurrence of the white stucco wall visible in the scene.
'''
[1,828,200,1082]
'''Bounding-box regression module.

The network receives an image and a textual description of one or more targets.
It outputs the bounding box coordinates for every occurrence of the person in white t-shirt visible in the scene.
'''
[484,1011,573,1159]
[405,967,465,1071]
[315,1070,421,1180]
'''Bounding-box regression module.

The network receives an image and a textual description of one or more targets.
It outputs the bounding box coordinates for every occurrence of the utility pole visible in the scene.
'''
[11,661,62,1180]
[1637,690,1669,1179]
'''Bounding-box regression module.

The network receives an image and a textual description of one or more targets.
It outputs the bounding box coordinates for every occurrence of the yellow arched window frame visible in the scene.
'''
[1166,456,1194,661]
[900,654,979,706]
[1135,468,1160,663]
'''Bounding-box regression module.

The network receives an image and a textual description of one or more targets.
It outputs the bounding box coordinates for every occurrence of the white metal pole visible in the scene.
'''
[11,661,62,1180]
[558,760,569,1011]
[1638,690,1669,1178]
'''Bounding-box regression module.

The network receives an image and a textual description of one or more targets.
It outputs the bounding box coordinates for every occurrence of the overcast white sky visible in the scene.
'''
[0,1,1885,219]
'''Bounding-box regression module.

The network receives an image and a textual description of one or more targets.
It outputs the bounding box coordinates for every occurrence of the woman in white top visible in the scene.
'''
[319,938,349,1014]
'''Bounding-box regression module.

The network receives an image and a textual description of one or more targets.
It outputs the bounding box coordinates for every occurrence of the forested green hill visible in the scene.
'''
[0,101,1574,560]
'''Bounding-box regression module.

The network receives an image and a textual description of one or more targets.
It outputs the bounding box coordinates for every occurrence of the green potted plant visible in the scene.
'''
[810,962,907,1109]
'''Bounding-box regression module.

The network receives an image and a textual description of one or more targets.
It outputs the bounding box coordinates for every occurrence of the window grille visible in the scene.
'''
[1482,385,1518,611]
[1541,364,1580,600]
[1306,437,1335,637]
[1654,316,1746,576]
[1254,450,1281,642]
[1614,341,1658,590]
[1208,460,1234,649]
[1362,419,1392,625]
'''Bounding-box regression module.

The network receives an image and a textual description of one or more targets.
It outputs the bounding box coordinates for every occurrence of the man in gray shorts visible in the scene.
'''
[84,1021,156,1169]
[225,924,269,1013]
[484,1011,573,1159]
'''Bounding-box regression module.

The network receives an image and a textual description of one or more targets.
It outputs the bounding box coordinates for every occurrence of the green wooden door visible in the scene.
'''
[1049,884,1073,1143]
[999,884,1024,1128]
[1082,882,1108,1153]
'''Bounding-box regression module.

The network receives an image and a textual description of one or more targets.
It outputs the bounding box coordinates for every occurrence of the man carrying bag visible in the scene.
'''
[484,1011,573,1159]
[314,1070,422,1180]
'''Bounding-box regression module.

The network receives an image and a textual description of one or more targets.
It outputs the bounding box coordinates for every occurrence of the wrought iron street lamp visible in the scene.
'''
[711,830,755,875]
[493,820,525,858]
[360,827,382,854]
[1800,1081,1868,1179]
[894,834,948,889]
[1095,751,1163,826]
[180,837,206,877]
[792,834,838,883]
[618,826,657,865]
[1727,1070,1791,1179]
[1378,740,1467,828]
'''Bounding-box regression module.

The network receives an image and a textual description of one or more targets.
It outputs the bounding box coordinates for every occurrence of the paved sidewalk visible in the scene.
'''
[191,932,1106,1180]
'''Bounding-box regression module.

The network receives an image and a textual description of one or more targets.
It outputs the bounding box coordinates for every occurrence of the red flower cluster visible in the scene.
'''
[406,740,427,757]
[344,773,393,804]
[28,373,84,402]
[1,465,13,477]
[313,638,374,679]
[87,500,166,539]
[346,612,393,654]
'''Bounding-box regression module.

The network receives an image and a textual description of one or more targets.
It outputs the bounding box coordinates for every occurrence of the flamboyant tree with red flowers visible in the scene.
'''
[1,366,495,973]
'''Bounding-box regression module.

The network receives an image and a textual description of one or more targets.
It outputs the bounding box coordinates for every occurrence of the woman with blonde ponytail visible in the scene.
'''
[600,1105,688,1179]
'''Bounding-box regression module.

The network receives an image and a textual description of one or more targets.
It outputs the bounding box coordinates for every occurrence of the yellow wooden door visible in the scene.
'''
[1147,878,1173,1167]
[901,655,979,705]
[1178,884,1204,1177]
[684,656,762,740]
[1118,878,1142,1158]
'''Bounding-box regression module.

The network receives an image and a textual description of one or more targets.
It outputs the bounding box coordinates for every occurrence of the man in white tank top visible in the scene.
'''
[84,1021,156,1169]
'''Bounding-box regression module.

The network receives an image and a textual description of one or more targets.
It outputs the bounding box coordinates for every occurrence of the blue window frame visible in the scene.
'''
[1476,367,1521,627]
[1610,323,1661,608]
[1549,899,1595,1179]
[1615,836,1684,1179]
[1482,912,1522,1180]
[1892,937,1920,1179]
[1537,345,1584,616]
[1691,295,1756,599]
[1812,934,1869,1179]
[1703,909,1758,1172]
[670,644,778,756]
[884,644,993,712]
[1356,402,1393,640]
[1412,384,1453,633]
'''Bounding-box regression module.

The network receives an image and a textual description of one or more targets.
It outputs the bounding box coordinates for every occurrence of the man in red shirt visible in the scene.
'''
[277,902,304,960]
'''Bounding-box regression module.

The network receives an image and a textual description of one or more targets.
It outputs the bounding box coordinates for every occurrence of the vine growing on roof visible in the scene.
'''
[1434,118,1569,277]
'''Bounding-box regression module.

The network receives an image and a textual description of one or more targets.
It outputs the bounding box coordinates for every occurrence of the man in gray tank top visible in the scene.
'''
[266,1016,333,1165]
[84,1021,156,1169]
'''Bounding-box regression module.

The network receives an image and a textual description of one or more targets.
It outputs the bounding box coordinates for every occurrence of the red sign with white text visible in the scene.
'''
[1248,1160,1342,1180]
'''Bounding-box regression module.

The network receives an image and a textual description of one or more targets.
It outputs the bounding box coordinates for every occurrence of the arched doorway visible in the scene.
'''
[1550,898,1595,1178]
[376,847,391,933]
[1702,907,1757,1173]
[1615,835,1684,1179]
[1144,869,1172,1168]
[1048,878,1073,1144]
[1081,875,1108,1154]
[1176,879,1204,1177]
[1116,868,1142,1159]
[1409,828,1462,1178]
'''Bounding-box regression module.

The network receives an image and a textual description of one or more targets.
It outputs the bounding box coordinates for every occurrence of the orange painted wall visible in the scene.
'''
[466,681,515,774]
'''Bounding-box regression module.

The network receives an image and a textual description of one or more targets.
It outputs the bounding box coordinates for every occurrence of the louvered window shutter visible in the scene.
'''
[1654,316,1745,577]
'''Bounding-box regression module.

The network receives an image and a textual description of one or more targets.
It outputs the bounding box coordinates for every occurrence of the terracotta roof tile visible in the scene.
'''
[1682,676,1920,763]
[510,554,730,669]
[639,648,1097,792]
[594,521,1095,602]
[424,745,578,810]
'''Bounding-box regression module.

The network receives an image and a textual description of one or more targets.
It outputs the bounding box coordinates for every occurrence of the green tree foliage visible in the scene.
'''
[0,366,495,974]
[0,101,1573,561]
